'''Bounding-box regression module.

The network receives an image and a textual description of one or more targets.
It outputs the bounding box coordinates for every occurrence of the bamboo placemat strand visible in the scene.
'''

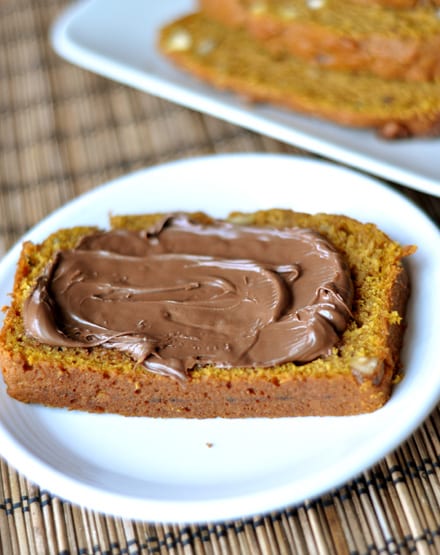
[1,0,440,554]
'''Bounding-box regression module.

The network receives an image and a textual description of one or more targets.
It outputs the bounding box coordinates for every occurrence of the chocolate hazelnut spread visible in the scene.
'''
[23,214,353,380]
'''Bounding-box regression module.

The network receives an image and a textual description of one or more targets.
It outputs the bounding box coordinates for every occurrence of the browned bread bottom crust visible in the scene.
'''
[0,210,414,418]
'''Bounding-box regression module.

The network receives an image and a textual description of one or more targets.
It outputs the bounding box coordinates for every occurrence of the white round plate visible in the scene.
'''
[0,153,439,523]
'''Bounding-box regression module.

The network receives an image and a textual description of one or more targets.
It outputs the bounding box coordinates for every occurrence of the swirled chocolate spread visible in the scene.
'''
[23,214,353,380]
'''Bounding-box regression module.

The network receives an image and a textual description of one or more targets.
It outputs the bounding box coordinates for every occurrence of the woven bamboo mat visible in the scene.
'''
[1,1,440,553]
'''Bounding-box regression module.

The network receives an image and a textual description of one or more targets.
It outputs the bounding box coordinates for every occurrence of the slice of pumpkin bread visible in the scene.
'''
[0,209,414,418]
[199,0,440,81]
[159,12,440,138]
